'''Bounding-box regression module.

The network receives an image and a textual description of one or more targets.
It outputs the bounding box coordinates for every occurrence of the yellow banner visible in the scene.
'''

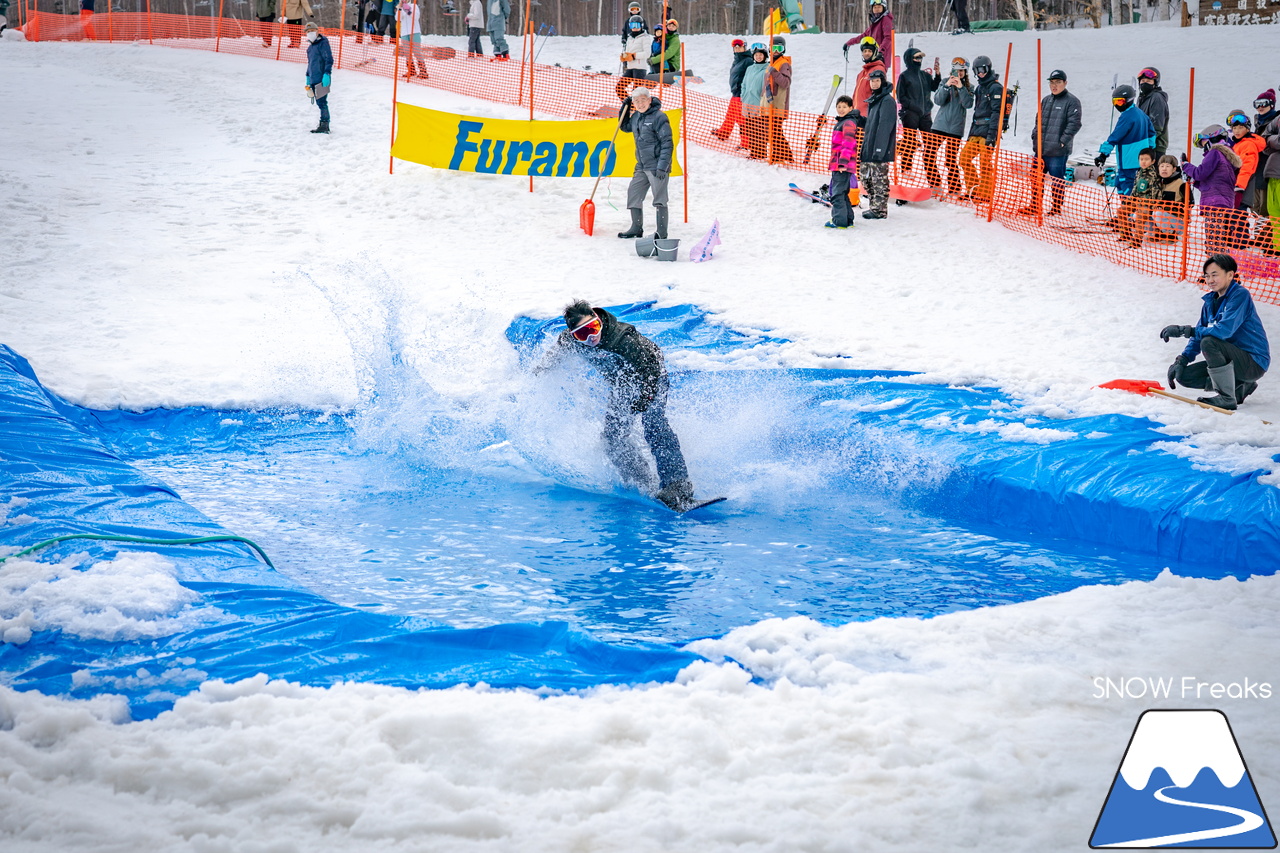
[391,102,682,178]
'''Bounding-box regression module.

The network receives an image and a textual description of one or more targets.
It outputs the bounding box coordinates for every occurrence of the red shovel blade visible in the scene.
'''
[889,185,933,203]
[1098,379,1164,395]
[579,199,595,236]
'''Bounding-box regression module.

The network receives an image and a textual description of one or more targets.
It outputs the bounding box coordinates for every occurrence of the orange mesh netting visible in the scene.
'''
[23,11,1280,303]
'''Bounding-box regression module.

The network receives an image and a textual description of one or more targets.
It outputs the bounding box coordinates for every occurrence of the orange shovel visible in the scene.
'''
[1098,379,1236,415]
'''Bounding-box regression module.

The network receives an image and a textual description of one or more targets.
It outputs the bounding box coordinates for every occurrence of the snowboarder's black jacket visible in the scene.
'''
[856,81,898,163]
[556,308,665,409]
[896,49,939,121]
[728,50,754,98]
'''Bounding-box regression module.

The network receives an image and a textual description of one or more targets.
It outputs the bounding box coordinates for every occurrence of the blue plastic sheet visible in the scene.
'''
[2,303,1278,719]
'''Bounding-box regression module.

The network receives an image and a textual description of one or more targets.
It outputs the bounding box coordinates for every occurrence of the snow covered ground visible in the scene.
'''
[1,22,1278,852]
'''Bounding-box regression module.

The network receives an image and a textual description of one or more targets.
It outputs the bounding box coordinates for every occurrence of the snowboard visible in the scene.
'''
[672,496,728,514]
[645,70,704,85]
[789,182,831,208]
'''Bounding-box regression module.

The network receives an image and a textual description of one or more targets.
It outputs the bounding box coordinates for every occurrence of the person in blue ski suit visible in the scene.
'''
[487,0,510,60]
[304,22,333,133]
[1095,83,1155,195]
[1161,253,1270,410]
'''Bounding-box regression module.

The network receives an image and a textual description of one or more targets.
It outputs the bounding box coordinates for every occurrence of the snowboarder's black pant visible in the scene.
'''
[953,0,970,30]
[1177,337,1265,389]
[899,113,942,188]
[830,169,853,227]
[258,14,275,45]
[467,26,483,54]
[603,383,688,492]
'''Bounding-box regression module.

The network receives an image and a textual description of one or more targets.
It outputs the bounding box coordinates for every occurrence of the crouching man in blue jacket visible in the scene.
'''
[1162,253,1270,410]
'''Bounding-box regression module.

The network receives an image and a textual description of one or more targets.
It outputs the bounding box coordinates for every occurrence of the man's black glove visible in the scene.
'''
[842,45,849,60]
[1093,153,1107,168]
[1180,151,1189,163]
[630,396,651,414]
[1159,324,1195,342]
[1167,354,1188,390]
[655,169,668,179]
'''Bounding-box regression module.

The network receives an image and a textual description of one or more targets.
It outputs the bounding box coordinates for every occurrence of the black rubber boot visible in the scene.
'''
[1236,380,1259,404]
[617,208,644,238]
[654,207,669,240]
[1198,362,1238,410]
[310,120,330,134]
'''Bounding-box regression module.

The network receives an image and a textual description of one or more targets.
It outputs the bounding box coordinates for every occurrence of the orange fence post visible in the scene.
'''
[527,18,534,194]
[1178,67,1195,282]
[147,0,153,44]
[337,25,344,68]
[389,19,401,175]
[275,6,284,62]
[986,43,1013,223]
[215,0,224,51]
[681,41,688,224]
[1035,38,1043,227]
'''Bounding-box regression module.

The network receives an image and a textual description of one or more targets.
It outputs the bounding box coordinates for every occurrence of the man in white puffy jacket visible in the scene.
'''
[487,0,509,61]
[465,0,484,57]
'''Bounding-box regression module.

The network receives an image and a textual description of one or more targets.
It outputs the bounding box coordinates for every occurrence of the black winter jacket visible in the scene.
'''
[1033,88,1082,158]
[857,83,898,163]
[968,71,1005,144]
[896,50,939,119]
[556,308,666,408]
[622,98,673,172]
[1138,86,1169,153]
[728,50,753,98]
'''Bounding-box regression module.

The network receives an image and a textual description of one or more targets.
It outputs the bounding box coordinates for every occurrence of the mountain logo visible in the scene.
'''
[1090,709,1276,848]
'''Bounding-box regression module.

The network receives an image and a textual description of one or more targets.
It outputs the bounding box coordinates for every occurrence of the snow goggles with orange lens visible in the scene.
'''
[1112,97,1130,107]
[570,315,602,342]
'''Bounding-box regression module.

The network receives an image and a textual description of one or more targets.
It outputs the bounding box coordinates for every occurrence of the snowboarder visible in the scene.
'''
[1136,67,1169,158]
[711,38,752,150]
[1161,253,1269,411]
[464,0,484,57]
[1021,68,1081,216]
[303,22,332,134]
[1094,84,1154,196]
[853,68,896,219]
[618,15,651,87]
[616,87,673,241]
[896,47,942,191]
[648,18,680,75]
[542,301,696,511]
[487,0,510,61]
[827,95,860,229]
[959,54,1003,203]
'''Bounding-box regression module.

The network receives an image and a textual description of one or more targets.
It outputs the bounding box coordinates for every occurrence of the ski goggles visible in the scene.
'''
[569,315,602,343]
[1227,112,1251,126]
[1194,132,1223,147]
[1257,98,1275,110]
[1112,96,1130,107]
[1137,68,1158,81]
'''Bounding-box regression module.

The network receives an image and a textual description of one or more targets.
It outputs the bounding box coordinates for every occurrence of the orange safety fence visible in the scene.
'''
[23,11,1280,303]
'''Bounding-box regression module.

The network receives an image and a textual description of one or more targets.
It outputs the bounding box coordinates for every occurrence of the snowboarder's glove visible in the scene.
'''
[1234,188,1245,209]
[1093,153,1107,168]
[1180,151,1189,163]
[321,73,331,87]
[1167,354,1188,390]
[630,396,651,414]
[655,169,668,179]
[1159,324,1195,342]
[842,45,849,59]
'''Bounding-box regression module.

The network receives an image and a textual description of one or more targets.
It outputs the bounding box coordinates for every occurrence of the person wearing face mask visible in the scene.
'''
[303,22,332,134]
[958,54,1003,203]
[540,301,696,511]
[896,47,942,192]
[1136,67,1169,158]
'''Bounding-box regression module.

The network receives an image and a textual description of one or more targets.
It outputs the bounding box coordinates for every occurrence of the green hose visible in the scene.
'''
[0,533,275,569]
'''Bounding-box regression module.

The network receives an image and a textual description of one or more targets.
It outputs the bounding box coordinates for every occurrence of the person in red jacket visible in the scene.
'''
[851,36,885,115]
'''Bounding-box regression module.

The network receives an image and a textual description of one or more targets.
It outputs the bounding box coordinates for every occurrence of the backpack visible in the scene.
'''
[1001,83,1019,133]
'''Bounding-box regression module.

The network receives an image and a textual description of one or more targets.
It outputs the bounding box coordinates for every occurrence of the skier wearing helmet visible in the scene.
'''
[1094,84,1155,195]
[852,36,885,115]
[843,0,894,60]
[1136,67,1170,158]
[712,38,753,150]
[619,15,651,85]
[958,54,1004,203]
[1183,124,1244,254]
[739,43,771,160]
[620,0,646,45]
[764,35,794,164]
[647,18,680,75]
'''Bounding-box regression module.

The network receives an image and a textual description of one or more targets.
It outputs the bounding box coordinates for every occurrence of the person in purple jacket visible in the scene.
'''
[1161,253,1269,410]
[826,95,861,229]
[843,0,893,62]
[1182,124,1244,255]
